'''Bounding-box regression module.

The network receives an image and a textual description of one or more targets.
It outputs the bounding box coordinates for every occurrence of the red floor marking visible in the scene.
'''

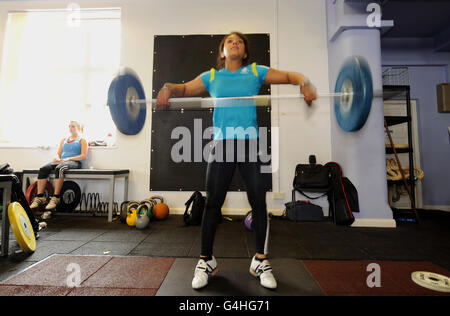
[3,255,112,287]
[80,257,175,289]
[0,285,72,296]
[67,287,158,296]
[0,255,175,296]
[302,260,450,296]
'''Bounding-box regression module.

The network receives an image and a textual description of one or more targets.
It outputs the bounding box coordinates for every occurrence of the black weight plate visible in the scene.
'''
[58,180,81,212]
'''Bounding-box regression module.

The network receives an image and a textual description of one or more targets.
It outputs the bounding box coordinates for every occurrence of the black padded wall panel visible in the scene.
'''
[150,34,272,192]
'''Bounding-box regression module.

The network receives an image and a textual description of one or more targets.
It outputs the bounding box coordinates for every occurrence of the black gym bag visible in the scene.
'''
[293,155,331,198]
[285,190,325,222]
[325,162,358,226]
[183,191,205,226]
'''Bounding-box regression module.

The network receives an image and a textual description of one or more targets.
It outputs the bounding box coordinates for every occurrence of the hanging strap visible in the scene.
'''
[184,194,196,216]
[292,189,328,202]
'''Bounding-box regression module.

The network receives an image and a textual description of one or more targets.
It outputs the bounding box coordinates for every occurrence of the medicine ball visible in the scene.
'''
[244,210,253,231]
[152,203,169,220]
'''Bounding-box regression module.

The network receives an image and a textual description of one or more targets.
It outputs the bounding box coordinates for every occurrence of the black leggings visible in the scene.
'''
[201,139,269,256]
[38,161,81,179]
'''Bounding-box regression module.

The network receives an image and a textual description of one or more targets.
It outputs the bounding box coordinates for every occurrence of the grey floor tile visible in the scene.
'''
[0,259,38,282]
[43,229,106,242]
[70,241,138,256]
[268,242,311,259]
[130,242,193,257]
[156,258,324,296]
[20,240,88,262]
[92,230,150,243]
[143,230,198,243]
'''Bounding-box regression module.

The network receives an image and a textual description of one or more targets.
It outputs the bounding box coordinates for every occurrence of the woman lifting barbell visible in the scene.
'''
[30,121,88,219]
[156,32,317,290]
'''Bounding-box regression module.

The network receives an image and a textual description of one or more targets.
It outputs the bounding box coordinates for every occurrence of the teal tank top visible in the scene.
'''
[61,137,82,160]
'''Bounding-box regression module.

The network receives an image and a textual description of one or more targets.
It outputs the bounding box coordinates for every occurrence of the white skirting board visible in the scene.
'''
[351,218,397,228]
[169,207,398,228]
[168,207,286,216]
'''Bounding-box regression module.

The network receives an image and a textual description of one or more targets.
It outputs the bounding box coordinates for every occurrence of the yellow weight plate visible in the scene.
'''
[8,202,36,254]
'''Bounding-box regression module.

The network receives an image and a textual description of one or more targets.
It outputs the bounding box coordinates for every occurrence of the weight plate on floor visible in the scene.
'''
[411,271,450,293]
[58,180,81,212]
[108,68,147,135]
[334,56,373,132]
[8,202,36,254]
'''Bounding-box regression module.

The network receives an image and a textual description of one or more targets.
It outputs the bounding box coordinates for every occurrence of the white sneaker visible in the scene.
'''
[192,256,218,290]
[249,256,277,289]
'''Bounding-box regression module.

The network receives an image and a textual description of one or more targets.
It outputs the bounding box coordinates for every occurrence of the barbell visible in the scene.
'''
[107,56,382,135]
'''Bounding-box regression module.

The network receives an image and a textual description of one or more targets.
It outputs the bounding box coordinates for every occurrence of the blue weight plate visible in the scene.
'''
[334,56,373,132]
[108,69,147,135]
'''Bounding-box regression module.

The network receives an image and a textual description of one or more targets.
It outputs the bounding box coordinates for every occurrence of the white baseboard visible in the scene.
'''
[171,208,397,228]
[168,207,285,216]
[351,218,397,228]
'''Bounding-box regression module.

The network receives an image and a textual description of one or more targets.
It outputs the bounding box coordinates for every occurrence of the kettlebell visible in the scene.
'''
[126,208,138,227]
[140,199,155,221]
[147,205,154,220]
[135,205,150,230]
[119,201,130,224]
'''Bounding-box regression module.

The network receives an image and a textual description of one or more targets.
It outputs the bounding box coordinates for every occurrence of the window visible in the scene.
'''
[0,8,121,147]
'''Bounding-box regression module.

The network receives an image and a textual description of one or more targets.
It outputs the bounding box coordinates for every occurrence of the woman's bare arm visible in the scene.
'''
[265,68,317,104]
[264,68,310,86]
[52,139,65,163]
[156,76,206,107]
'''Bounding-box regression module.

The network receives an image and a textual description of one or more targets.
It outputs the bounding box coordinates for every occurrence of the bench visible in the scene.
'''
[21,169,130,222]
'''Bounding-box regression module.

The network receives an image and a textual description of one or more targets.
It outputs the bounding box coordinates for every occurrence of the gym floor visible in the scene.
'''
[0,212,449,296]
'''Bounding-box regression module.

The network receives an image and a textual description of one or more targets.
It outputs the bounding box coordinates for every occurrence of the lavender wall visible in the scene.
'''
[382,38,450,207]
[408,66,449,206]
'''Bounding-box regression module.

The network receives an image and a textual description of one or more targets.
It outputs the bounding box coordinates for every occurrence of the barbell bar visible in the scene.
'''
[128,91,384,110]
[108,56,379,135]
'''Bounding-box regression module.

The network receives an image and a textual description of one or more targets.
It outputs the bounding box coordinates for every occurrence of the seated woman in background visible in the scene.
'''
[30,121,88,218]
